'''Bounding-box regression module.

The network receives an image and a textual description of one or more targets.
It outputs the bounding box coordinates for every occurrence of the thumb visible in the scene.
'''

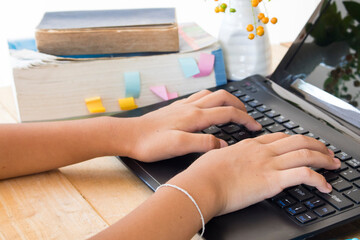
[173,131,228,155]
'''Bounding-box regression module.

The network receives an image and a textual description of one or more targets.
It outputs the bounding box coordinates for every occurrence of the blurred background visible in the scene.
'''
[0,0,320,87]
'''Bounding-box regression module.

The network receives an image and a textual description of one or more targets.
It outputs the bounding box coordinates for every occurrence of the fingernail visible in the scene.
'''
[328,149,334,156]
[327,183,332,192]
[220,140,228,148]
[256,122,262,129]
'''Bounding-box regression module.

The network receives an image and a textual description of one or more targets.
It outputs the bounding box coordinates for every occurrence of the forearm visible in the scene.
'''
[89,169,221,240]
[0,117,135,179]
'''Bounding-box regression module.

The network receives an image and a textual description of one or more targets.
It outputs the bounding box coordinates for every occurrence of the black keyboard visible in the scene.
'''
[201,82,360,225]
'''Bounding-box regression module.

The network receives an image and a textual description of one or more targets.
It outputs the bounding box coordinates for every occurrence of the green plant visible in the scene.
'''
[307,0,360,107]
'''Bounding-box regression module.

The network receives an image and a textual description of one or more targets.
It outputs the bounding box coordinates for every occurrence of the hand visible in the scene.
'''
[126,89,262,162]
[178,133,340,217]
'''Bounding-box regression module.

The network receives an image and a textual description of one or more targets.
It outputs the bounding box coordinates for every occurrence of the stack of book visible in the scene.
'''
[10,9,227,122]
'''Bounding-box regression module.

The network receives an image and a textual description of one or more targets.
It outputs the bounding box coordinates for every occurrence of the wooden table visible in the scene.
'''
[1,44,360,240]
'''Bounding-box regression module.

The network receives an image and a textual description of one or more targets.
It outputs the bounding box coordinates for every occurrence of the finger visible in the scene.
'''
[199,107,262,131]
[192,89,246,112]
[255,132,290,144]
[274,149,341,170]
[183,90,213,103]
[268,134,331,156]
[170,131,227,155]
[278,167,332,193]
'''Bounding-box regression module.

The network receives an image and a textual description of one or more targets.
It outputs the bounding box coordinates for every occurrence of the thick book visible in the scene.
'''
[11,23,227,122]
[35,8,179,56]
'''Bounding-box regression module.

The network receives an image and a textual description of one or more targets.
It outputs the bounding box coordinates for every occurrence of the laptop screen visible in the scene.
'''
[272,0,360,131]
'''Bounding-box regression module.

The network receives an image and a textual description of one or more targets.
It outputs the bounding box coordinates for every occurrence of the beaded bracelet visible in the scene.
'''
[156,183,205,239]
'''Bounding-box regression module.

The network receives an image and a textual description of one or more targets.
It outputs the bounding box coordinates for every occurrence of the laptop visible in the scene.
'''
[115,0,360,239]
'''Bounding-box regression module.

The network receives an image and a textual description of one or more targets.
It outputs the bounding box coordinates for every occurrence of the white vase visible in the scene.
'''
[218,0,272,80]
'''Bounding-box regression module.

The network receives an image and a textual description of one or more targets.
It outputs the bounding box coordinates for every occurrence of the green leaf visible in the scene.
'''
[343,1,360,23]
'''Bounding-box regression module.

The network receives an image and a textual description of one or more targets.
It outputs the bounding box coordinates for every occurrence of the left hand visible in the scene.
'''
[124,89,262,162]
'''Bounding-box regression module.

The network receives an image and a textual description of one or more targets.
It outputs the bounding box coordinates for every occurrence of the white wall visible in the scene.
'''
[0,0,320,86]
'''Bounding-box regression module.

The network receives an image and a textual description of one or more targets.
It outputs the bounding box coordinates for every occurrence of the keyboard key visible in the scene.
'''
[321,170,339,182]
[214,132,231,141]
[249,110,264,120]
[266,123,286,133]
[346,159,360,168]
[240,95,254,103]
[226,138,237,145]
[318,138,330,146]
[216,123,229,128]
[284,129,295,135]
[304,132,319,139]
[296,212,317,224]
[202,125,221,135]
[286,204,307,216]
[271,192,287,201]
[353,179,360,188]
[331,178,352,192]
[245,105,254,113]
[232,130,250,141]
[248,100,262,108]
[340,169,360,181]
[328,145,341,154]
[225,85,238,92]
[256,105,271,113]
[232,90,246,98]
[265,110,280,118]
[335,152,352,161]
[287,186,314,202]
[276,196,296,208]
[222,124,242,134]
[292,127,309,135]
[313,204,336,217]
[315,190,353,210]
[257,117,275,127]
[344,188,360,204]
[304,198,325,209]
[283,121,299,130]
[333,162,349,173]
[274,115,289,124]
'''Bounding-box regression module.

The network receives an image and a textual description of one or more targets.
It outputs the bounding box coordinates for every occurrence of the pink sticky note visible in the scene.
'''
[167,92,178,100]
[150,85,170,100]
[194,53,215,78]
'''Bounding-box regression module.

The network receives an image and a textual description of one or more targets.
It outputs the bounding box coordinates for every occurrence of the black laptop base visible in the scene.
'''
[115,75,360,240]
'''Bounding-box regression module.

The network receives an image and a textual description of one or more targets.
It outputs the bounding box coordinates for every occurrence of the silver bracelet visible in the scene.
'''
[156,183,205,239]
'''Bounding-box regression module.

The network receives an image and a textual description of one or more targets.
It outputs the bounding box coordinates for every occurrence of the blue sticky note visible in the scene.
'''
[211,49,227,86]
[124,72,141,98]
[178,58,200,78]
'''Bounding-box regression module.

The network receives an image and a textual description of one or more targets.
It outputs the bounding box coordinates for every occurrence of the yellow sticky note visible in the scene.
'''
[118,97,138,111]
[85,96,106,113]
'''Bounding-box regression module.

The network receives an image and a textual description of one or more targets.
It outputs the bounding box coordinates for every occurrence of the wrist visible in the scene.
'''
[167,164,224,223]
[100,116,141,157]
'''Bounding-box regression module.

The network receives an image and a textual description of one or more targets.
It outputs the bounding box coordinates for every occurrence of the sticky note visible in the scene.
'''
[124,71,141,98]
[167,92,178,100]
[118,97,138,111]
[150,85,178,101]
[178,58,200,78]
[85,96,106,113]
[194,53,215,78]
[212,49,227,86]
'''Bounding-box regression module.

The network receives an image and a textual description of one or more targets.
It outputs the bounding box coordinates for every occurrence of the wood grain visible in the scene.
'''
[0,171,108,240]
[60,157,153,224]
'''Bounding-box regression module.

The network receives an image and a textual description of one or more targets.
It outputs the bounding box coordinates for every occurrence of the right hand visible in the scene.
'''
[175,132,340,218]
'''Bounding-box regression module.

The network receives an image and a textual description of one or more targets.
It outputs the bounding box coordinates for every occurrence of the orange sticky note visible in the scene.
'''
[85,96,106,113]
[118,97,138,111]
